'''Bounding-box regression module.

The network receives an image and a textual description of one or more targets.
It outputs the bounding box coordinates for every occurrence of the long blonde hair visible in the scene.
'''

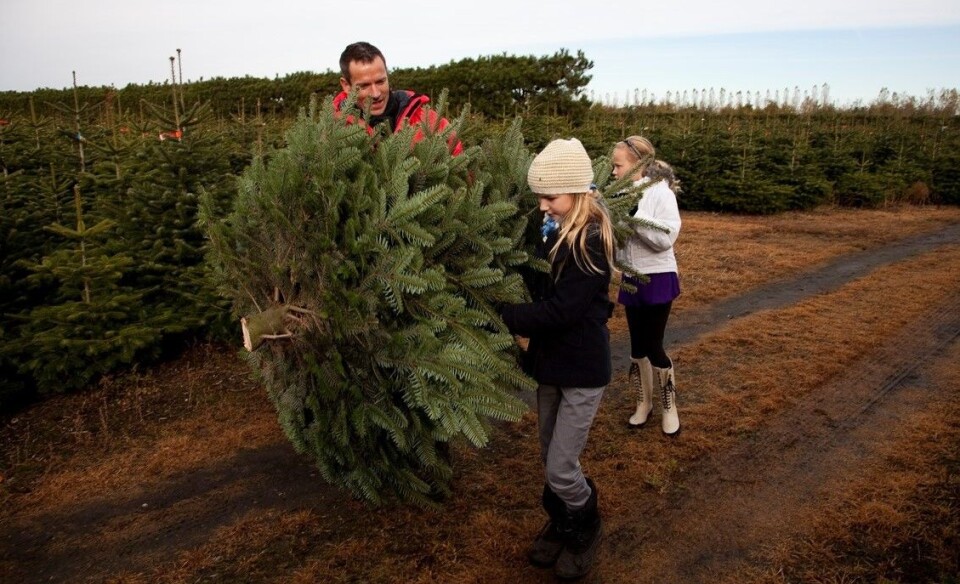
[550,189,616,278]
[618,135,682,193]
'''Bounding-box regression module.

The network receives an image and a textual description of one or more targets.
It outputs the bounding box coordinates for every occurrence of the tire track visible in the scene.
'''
[0,443,340,583]
[607,291,960,583]
[612,221,960,371]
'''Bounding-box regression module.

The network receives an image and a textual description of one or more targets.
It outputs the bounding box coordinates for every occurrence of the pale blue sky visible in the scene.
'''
[579,26,960,107]
[2,0,958,107]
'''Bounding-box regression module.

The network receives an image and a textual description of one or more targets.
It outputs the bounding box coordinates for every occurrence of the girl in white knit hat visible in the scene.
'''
[611,135,683,436]
[499,137,615,580]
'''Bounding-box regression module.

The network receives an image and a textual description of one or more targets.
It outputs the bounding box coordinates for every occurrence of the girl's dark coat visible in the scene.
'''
[500,227,613,388]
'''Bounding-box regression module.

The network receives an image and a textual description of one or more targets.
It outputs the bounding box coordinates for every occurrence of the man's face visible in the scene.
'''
[340,56,390,116]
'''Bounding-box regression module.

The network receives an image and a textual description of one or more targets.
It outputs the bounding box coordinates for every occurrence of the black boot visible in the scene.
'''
[528,483,566,567]
[555,478,602,580]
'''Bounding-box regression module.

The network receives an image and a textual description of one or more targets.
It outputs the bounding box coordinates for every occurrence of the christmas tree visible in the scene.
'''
[109,100,236,338]
[13,187,162,393]
[202,94,538,505]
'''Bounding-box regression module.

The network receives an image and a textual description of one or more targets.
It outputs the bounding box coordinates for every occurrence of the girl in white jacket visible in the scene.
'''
[612,136,682,436]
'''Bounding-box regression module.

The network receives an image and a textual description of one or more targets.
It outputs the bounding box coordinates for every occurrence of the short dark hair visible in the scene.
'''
[339,42,386,82]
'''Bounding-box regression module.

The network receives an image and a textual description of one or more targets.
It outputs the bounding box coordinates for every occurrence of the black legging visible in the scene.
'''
[625,302,673,368]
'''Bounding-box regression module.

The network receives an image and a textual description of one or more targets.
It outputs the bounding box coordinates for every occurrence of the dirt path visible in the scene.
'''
[598,222,960,582]
[607,291,960,582]
[5,442,330,582]
[2,221,958,583]
[612,221,960,371]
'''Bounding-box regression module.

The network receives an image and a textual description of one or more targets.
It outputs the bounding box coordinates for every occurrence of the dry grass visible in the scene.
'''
[0,345,272,508]
[720,342,960,584]
[590,244,960,579]
[2,205,959,583]
[608,204,960,334]
[675,205,960,308]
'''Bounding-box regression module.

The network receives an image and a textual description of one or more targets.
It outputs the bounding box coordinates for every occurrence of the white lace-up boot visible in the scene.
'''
[654,362,681,436]
[627,357,654,427]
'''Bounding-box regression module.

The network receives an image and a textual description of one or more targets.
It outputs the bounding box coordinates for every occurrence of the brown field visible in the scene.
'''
[2,205,959,584]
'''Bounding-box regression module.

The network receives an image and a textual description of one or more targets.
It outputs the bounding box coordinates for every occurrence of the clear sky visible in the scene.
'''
[3,0,958,107]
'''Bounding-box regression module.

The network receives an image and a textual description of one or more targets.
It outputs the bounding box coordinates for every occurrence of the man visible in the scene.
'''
[333,42,462,155]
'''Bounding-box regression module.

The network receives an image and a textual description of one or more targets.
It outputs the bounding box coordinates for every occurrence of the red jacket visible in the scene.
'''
[332,89,463,156]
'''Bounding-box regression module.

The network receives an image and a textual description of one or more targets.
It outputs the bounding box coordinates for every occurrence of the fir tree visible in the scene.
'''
[202,94,537,506]
[110,100,235,338]
[10,187,162,393]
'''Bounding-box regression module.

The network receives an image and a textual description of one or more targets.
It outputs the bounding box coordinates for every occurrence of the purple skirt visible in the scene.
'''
[618,272,681,306]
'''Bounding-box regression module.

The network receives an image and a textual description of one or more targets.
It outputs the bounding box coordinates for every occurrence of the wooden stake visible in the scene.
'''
[176,48,186,112]
[169,56,180,130]
[71,71,86,172]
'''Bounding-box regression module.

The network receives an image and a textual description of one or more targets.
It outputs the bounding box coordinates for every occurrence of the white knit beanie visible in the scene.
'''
[527,138,594,195]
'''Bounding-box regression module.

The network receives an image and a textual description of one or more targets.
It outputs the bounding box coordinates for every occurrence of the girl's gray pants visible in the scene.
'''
[537,383,605,510]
